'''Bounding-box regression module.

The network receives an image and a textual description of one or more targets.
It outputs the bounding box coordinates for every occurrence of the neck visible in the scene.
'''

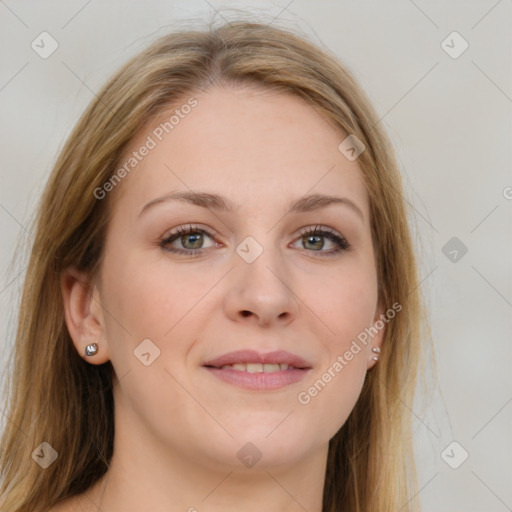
[82,406,328,511]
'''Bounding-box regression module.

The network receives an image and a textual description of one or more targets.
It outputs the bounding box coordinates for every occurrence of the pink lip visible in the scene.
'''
[202,350,312,369]
[202,350,313,391]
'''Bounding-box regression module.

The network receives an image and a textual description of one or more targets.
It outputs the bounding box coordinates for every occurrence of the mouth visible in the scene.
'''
[202,350,312,391]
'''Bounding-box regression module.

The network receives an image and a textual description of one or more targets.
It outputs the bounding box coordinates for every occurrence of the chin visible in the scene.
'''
[208,429,315,470]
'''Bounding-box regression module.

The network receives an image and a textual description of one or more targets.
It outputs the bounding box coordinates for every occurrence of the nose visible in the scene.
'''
[223,243,299,328]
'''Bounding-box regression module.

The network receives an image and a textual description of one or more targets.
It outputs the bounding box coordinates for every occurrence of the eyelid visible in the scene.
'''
[161,223,220,240]
[296,224,344,239]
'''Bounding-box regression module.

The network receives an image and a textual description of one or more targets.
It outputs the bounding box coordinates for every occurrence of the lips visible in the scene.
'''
[202,350,312,370]
[202,350,313,391]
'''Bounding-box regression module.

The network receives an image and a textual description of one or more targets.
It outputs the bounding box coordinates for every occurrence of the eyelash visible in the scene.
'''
[159,224,351,258]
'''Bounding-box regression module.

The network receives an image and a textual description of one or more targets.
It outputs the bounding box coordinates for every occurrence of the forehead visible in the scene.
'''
[110,86,369,219]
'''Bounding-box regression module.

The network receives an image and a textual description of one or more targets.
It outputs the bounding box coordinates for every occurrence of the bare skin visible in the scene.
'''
[56,85,384,511]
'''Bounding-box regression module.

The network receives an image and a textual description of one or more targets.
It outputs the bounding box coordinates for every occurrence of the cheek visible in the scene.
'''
[295,276,373,431]
[98,248,219,383]
[98,254,210,444]
[296,356,367,443]
[100,247,203,338]
[303,264,378,348]
[292,266,376,432]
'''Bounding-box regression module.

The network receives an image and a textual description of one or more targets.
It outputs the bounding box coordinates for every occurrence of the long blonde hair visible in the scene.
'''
[0,20,427,512]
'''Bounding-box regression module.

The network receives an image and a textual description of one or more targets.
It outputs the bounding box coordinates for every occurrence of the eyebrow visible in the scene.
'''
[138,190,364,221]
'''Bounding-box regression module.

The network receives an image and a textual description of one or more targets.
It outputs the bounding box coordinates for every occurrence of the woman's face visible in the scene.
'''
[90,86,384,470]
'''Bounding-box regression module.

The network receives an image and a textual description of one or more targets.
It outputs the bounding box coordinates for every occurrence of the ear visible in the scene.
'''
[61,267,110,364]
[366,299,387,371]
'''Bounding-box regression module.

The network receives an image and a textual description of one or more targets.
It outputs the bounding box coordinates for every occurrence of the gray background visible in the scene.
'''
[1,1,511,510]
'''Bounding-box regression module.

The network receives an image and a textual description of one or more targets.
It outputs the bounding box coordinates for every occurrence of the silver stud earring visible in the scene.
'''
[371,347,380,361]
[85,343,98,357]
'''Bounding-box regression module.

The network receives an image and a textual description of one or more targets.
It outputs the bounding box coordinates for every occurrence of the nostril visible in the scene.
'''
[240,310,252,317]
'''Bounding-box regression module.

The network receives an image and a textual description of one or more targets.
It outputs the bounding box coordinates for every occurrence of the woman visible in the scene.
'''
[0,20,427,512]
